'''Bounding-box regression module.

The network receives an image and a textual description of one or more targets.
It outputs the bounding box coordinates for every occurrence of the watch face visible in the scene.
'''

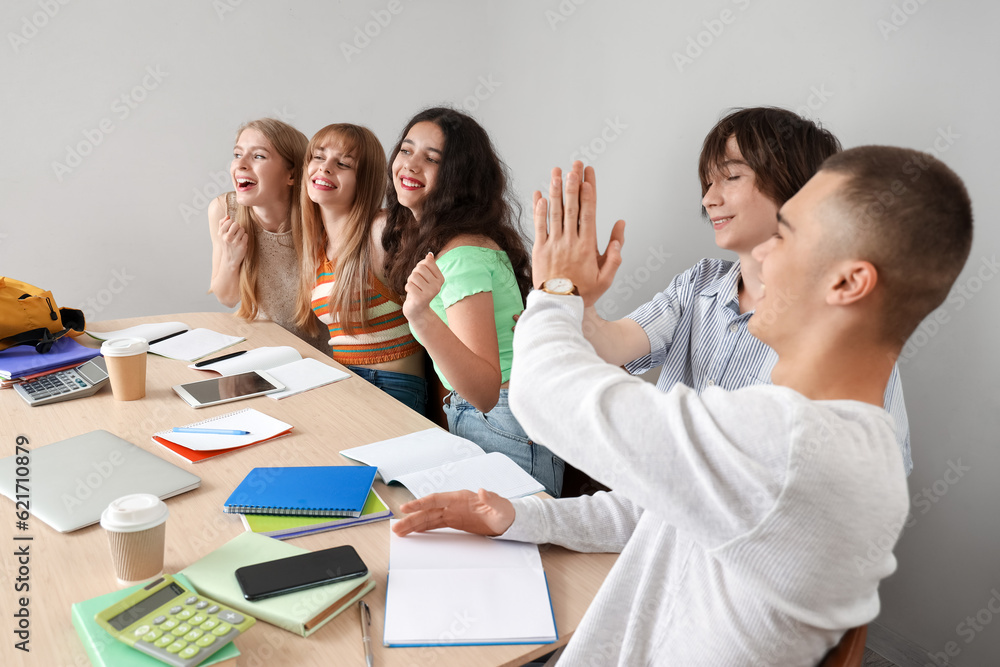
[543,278,574,294]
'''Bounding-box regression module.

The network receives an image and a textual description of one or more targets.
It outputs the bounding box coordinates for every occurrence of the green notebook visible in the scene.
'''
[181,532,375,637]
[241,488,391,539]
[70,573,240,667]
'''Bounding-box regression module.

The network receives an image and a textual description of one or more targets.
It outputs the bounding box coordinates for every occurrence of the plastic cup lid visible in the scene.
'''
[100,494,169,532]
[101,337,150,357]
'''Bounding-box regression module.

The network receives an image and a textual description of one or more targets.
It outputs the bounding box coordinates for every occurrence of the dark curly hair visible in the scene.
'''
[382,107,532,301]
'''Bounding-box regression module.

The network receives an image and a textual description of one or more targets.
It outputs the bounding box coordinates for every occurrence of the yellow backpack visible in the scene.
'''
[0,277,86,353]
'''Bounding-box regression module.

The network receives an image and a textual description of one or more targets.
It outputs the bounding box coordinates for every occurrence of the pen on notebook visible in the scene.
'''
[171,427,250,435]
[194,350,247,367]
[148,330,188,345]
[359,600,373,667]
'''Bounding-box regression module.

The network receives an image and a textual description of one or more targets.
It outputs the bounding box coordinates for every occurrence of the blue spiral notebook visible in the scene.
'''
[223,466,378,518]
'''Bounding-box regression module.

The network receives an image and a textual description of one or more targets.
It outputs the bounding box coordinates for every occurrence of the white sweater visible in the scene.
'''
[503,292,909,666]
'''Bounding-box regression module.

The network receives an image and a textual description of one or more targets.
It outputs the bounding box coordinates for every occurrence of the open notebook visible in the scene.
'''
[384,522,557,646]
[87,321,244,362]
[190,346,350,399]
[340,428,544,499]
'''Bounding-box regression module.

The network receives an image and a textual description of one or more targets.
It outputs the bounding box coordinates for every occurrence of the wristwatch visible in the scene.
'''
[540,278,579,296]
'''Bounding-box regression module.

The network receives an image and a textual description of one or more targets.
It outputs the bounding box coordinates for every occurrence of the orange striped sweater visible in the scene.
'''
[311,258,422,365]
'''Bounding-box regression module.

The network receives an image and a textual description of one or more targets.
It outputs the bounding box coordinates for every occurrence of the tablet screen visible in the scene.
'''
[180,371,279,405]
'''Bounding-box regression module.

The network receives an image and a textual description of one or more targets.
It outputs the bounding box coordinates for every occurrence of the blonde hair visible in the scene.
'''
[230,118,308,321]
[295,124,388,335]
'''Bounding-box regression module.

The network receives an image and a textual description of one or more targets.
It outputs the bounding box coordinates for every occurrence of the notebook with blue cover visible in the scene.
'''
[0,336,100,379]
[223,466,378,518]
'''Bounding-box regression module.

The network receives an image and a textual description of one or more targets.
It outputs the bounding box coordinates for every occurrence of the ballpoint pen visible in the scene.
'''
[171,427,250,435]
[359,600,374,667]
[148,330,188,345]
[194,350,248,367]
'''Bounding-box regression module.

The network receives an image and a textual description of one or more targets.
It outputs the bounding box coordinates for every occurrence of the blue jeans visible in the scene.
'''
[346,366,427,415]
[443,390,565,497]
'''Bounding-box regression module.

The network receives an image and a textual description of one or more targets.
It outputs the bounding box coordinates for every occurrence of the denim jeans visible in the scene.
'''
[346,366,427,415]
[443,389,565,497]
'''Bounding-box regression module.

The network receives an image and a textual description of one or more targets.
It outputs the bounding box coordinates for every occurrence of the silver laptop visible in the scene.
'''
[0,430,201,533]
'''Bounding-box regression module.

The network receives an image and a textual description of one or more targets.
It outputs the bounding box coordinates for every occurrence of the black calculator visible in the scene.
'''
[14,356,109,406]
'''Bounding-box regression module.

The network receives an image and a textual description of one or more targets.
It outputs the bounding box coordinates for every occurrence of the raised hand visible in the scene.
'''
[402,252,445,324]
[392,489,516,537]
[532,162,625,307]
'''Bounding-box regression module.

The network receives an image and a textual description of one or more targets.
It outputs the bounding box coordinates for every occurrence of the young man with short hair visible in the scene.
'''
[394,147,972,665]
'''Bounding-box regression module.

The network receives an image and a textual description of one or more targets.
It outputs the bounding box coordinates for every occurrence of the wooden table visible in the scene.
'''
[0,313,617,667]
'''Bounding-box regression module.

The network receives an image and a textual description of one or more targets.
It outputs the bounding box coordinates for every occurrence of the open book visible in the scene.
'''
[190,346,350,399]
[384,522,557,646]
[87,321,244,362]
[340,428,544,499]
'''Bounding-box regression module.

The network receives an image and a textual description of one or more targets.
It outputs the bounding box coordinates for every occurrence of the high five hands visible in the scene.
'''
[532,161,626,307]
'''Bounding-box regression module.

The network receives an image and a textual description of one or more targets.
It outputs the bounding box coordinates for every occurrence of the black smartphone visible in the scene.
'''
[235,545,368,601]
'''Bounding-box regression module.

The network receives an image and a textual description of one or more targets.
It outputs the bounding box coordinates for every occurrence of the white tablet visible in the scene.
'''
[172,370,285,408]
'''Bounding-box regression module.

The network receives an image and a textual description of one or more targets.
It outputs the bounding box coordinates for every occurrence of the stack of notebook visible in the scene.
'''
[223,465,379,518]
[240,488,392,539]
[0,336,100,385]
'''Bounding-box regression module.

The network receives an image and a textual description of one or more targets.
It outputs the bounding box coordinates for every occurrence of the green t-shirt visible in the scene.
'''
[417,245,524,392]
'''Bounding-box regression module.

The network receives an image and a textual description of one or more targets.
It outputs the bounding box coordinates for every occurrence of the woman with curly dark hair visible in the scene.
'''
[383,107,564,497]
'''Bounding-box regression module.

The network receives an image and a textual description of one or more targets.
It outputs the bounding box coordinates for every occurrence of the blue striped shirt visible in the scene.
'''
[624,258,912,474]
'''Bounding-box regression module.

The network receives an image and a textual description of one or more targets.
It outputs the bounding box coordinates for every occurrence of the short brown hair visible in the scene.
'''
[820,146,973,344]
[699,107,842,205]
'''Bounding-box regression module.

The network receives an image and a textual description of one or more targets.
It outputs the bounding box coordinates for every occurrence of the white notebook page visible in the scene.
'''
[340,428,486,482]
[395,452,544,499]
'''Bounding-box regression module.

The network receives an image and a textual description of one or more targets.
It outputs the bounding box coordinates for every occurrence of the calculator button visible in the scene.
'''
[169,605,182,614]
[191,613,208,625]
[179,645,200,660]
[154,635,173,648]
[206,605,220,614]
[176,609,193,620]
[185,596,198,605]
[152,615,166,625]
[143,629,162,642]
[166,640,187,653]
[195,600,208,610]
[211,622,232,636]
[200,618,218,631]
[217,610,244,624]
[160,619,178,630]
[171,623,192,636]
[183,628,204,642]
[133,624,151,637]
[195,634,216,648]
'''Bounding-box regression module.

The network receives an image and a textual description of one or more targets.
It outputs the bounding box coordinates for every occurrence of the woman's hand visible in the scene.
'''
[392,489,516,537]
[218,215,249,269]
[402,252,444,325]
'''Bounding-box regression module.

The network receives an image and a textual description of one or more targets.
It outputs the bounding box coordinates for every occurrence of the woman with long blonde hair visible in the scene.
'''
[295,123,426,412]
[207,118,328,352]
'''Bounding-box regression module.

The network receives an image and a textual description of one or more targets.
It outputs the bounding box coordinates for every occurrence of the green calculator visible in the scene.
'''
[94,574,255,667]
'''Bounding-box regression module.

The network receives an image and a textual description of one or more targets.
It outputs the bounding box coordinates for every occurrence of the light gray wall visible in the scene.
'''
[4,1,996,664]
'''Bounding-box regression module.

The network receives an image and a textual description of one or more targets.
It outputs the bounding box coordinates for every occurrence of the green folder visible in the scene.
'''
[70,573,239,667]
[181,532,375,637]
[241,488,391,539]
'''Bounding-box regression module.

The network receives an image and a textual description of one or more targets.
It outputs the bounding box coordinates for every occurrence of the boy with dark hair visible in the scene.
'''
[394,147,972,665]
[583,107,913,473]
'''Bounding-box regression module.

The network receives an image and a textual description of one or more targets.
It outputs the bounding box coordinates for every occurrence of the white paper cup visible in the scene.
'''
[101,338,149,401]
[100,494,169,584]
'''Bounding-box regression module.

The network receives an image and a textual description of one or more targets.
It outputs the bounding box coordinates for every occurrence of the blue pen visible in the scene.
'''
[172,427,250,435]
